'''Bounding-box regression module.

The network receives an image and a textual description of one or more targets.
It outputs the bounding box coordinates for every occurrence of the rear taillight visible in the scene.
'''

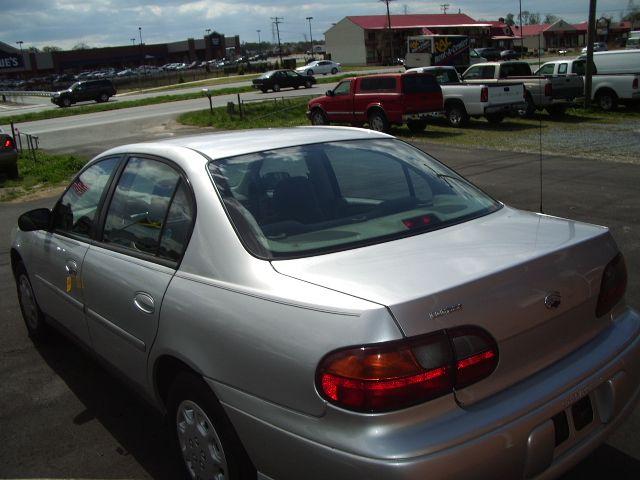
[3,138,13,149]
[317,327,498,412]
[596,253,627,317]
[633,78,638,90]
[545,83,553,97]
[480,86,488,103]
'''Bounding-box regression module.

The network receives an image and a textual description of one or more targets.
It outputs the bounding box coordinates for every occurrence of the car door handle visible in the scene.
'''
[65,260,78,276]
[134,292,155,314]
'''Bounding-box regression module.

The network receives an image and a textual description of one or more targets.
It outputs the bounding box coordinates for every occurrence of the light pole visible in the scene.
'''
[138,27,143,67]
[256,29,261,56]
[306,17,314,59]
[130,38,136,45]
[206,28,211,36]
[380,0,396,65]
[16,40,23,54]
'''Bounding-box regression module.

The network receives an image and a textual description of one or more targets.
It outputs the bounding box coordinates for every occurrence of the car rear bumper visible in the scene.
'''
[0,150,18,167]
[211,306,640,480]
[402,111,443,121]
[485,102,527,115]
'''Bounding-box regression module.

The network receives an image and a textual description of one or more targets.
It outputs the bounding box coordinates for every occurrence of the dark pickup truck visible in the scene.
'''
[307,73,443,132]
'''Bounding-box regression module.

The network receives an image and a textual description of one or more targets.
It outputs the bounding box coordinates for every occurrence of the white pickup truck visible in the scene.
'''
[461,61,584,117]
[406,66,526,126]
[535,59,640,111]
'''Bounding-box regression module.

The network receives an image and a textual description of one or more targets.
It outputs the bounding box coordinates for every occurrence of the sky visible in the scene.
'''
[0,0,632,50]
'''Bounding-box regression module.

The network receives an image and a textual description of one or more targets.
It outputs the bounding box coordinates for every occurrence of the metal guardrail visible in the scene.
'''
[0,90,53,98]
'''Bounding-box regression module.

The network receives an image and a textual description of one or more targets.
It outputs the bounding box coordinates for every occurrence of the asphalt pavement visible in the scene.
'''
[1,139,639,479]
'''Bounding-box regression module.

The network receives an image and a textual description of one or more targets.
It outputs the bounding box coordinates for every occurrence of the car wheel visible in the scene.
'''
[307,70,314,76]
[546,105,567,118]
[406,119,428,133]
[519,93,536,118]
[304,80,312,88]
[446,104,469,127]
[260,87,267,93]
[331,68,338,74]
[485,113,505,124]
[596,90,617,111]
[310,108,328,126]
[168,372,256,480]
[15,262,49,341]
[368,110,390,133]
[98,93,109,103]
[61,97,71,108]
[273,83,280,92]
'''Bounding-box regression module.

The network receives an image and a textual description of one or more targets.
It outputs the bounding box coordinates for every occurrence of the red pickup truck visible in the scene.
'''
[307,73,443,132]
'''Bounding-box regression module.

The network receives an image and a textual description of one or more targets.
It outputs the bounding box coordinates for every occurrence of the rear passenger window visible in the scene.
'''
[558,63,568,74]
[158,181,194,262]
[103,157,181,257]
[360,77,397,92]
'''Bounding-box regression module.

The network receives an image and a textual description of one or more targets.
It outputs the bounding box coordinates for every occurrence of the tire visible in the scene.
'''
[168,372,256,480]
[307,70,314,76]
[304,80,312,88]
[260,88,267,93]
[331,68,338,74]
[446,103,469,128]
[519,93,536,118]
[310,108,328,126]
[15,262,49,341]
[368,110,390,133]
[97,93,109,103]
[61,97,71,108]
[272,83,280,92]
[485,113,505,124]
[596,90,618,111]
[294,85,299,89]
[546,105,567,118]
[407,119,428,133]
[6,162,19,179]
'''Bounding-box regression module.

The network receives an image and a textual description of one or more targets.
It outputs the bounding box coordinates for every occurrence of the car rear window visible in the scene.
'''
[360,77,397,92]
[207,139,500,259]
[403,74,440,94]
[500,63,532,77]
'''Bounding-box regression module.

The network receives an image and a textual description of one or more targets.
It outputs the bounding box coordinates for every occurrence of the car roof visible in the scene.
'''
[96,127,391,164]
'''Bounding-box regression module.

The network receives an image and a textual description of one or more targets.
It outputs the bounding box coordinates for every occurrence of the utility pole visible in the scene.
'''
[205,28,211,36]
[138,26,144,68]
[519,0,524,52]
[271,17,284,64]
[585,0,597,108]
[16,40,24,54]
[440,3,450,14]
[130,38,136,45]
[306,17,314,59]
[257,29,261,56]
[380,0,396,65]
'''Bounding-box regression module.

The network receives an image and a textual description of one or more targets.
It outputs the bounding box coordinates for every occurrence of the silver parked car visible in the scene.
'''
[11,128,640,480]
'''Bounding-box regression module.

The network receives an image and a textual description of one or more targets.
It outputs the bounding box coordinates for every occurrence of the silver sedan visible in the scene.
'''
[11,127,640,480]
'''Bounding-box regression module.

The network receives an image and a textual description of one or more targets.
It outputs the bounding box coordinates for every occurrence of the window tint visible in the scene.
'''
[333,80,351,95]
[558,63,568,74]
[360,77,397,92]
[403,74,440,94]
[537,64,556,75]
[572,60,587,75]
[158,181,194,262]
[103,157,181,256]
[53,157,119,238]
[500,63,531,77]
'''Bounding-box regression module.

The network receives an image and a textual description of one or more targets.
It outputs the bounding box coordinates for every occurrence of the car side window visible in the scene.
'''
[333,81,351,96]
[537,64,556,75]
[158,181,194,262]
[463,66,482,79]
[558,63,568,75]
[102,157,181,256]
[52,157,120,239]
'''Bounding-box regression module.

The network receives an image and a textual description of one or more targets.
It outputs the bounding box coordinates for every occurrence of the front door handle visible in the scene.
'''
[65,260,78,276]
[134,292,155,314]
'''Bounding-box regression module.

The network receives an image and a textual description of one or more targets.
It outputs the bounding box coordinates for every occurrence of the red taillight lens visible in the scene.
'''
[545,82,553,97]
[3,138,13,149]
[480,86,488,103]
[317,327,498,412]
[633,78,638,90]
[596,253,627,317]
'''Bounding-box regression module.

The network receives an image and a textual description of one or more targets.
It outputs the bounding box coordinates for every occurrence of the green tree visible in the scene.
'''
[42,45,62,52]
[505,13,515,26]
[544,14,559,24]
[72,42,90,50]
[528,13,541,24]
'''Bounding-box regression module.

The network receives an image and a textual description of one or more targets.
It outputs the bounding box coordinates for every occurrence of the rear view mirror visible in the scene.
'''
[18,208,52,232]
[326,90,335,97]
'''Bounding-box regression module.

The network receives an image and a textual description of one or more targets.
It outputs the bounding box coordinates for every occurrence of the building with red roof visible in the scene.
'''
[512,20,587,52]
[325,13,518,65]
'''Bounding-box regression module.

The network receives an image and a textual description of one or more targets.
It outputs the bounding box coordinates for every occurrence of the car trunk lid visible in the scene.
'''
[272,207,618,406]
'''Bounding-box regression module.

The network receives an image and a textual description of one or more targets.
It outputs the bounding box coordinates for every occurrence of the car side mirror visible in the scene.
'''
[18,208,52,232]
[326,90,335,97]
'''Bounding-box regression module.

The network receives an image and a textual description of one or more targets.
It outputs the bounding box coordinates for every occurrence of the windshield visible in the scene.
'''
[208,139,501,259]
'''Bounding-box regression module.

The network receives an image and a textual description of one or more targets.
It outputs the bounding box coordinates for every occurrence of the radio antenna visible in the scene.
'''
[538,33,544,214]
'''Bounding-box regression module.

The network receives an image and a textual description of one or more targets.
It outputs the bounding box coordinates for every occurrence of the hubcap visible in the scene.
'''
[449,110,462,125]
[177,400,228,480]
[600,96,612,110]
[312,112,324,125]
[370,115,384,131]
[18,275,38,330]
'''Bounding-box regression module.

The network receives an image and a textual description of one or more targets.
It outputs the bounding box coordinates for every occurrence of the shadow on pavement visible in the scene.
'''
[32,327,183,480]
[560,443,640,479]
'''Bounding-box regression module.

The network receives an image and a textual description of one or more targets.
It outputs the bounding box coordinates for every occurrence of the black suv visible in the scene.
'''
[52,79,117,107]
[252,70,316,93]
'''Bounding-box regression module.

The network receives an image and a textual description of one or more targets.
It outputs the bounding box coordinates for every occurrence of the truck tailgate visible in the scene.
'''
[550,75,584,100]
[487,83,524,106]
